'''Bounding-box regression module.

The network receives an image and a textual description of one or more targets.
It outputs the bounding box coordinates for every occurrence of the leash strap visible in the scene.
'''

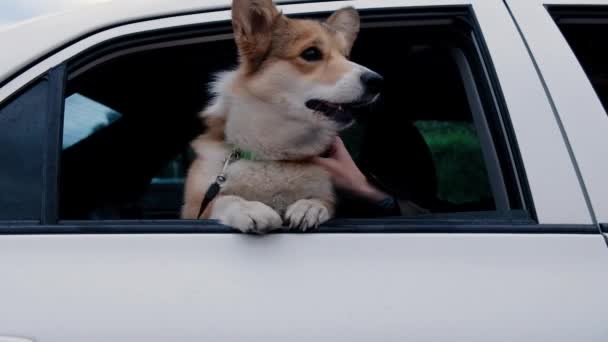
[197,150,240,219]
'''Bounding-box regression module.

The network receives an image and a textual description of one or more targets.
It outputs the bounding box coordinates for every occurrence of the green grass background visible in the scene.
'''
[415,120,492,204]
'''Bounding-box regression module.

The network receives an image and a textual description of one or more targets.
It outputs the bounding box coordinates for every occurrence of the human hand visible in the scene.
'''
[312,137,388,202]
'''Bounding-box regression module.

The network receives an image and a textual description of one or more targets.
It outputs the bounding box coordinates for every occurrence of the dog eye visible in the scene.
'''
[300,47,323,62]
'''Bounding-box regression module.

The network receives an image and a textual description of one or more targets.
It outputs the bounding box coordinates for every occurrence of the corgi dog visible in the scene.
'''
[181,0,383,233]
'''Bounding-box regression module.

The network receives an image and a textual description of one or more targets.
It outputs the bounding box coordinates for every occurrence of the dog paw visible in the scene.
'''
[213,197,283,234]
[285,199,330,231]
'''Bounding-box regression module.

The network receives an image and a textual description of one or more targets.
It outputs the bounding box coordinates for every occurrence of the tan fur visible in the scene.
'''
[203,116,226,140]
[182,130,336,225]
[232,0,281,73]
[182,0,370,233]
[256,16,358,85]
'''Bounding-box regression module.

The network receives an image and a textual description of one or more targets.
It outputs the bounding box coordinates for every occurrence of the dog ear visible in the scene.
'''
[232,0,281,72]
[325,7,360,54]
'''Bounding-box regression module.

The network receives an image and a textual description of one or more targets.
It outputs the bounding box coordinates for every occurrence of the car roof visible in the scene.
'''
[0,0,344,86]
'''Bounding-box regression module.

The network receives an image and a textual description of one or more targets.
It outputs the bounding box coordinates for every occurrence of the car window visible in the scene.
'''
[0,80,48,221]
[58,10,526,222]
[551,9,608,115]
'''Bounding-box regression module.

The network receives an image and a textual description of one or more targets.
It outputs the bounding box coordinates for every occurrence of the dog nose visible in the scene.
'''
[361,71,383,95]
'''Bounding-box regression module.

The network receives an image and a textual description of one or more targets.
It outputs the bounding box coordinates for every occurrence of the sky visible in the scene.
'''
[0,0,110,28]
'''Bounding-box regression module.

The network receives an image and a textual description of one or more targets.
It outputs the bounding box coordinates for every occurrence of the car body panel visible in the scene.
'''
[505,0,608,227]
[1,233,607,341]
[0,0,233,85]
[472,0,590,224]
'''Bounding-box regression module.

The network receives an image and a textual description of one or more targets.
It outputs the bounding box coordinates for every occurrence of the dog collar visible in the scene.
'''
[235,148,257,161]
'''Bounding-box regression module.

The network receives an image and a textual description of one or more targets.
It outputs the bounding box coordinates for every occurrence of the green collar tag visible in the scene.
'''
[236,148,257,161]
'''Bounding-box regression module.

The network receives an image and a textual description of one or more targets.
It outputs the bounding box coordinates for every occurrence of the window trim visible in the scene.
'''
[41,64,67,225]
[0,220,599,235]
[467,24,534,220]
[450,48,511,212]
[0,77,51,222]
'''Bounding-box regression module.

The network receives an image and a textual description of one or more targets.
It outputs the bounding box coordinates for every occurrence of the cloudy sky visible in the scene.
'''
[0,0,111,27]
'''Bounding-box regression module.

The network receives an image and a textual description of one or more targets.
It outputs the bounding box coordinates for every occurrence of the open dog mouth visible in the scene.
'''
[305,97,377,125]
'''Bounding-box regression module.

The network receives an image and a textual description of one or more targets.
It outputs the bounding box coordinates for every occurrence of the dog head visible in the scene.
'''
[222,0,382,159]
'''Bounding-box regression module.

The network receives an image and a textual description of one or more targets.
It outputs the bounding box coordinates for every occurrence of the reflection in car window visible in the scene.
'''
[63,93,121,149]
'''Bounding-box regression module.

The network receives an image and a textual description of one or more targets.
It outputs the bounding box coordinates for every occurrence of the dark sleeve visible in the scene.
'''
[334,189,401,218]
[334,168,430,218]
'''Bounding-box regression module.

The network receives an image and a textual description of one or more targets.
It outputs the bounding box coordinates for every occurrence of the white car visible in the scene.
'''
[1,0,607,341]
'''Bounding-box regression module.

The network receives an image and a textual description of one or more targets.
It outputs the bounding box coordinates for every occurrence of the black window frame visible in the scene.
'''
[0,65,65,224]
[549,5,608,24]
[4,5,585,235]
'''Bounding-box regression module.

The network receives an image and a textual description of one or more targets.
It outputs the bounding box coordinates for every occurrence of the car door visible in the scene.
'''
[504,0,608,238]
[1,1,607,341]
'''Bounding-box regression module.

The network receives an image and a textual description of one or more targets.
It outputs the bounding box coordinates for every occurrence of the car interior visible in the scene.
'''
[60,21,503,221]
